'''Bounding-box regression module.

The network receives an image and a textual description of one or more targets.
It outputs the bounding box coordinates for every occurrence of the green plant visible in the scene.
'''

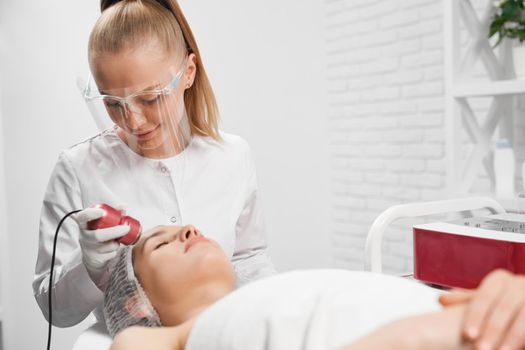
[489,0,525,46]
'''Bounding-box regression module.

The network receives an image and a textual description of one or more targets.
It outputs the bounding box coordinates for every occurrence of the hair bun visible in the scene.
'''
[100,0,122,12]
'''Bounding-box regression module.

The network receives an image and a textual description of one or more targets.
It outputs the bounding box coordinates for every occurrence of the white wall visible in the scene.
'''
[0,1,328,349]
[326,0,445,273]
[182,0,330,271]
[0,25,11,350]
[0,2,103,349]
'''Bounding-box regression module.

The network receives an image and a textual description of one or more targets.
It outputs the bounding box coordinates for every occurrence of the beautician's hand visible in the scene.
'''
[439,269,525,350]
[74,207,130,288]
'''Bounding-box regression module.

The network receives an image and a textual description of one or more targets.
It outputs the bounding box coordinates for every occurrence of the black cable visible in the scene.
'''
[47,209,82,350]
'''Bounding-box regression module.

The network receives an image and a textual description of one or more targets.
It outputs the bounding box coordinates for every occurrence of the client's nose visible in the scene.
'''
[180,225,200,241]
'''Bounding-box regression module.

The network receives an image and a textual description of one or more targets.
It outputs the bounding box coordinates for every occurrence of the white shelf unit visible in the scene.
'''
[453,79,525,97]
[445,0,524,204]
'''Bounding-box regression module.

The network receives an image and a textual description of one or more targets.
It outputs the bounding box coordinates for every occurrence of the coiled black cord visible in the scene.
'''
[47,209,81,350]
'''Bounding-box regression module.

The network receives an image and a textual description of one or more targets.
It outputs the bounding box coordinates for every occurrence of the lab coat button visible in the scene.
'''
[170,216,177,223]
[161,166,168,173]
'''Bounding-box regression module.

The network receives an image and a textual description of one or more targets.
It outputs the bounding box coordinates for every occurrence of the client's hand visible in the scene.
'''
[111,326,180,350]
[439,269,525,350]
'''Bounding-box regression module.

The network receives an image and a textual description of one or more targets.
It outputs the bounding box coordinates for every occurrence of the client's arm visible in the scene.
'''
[111,307,471,350]
[440,269,525,350]
[352,269,525,350]
[343,305,471,350]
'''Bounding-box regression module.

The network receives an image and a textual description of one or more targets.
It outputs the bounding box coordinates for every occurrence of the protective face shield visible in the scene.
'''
[78,55,191,159]
[104,246,161,337]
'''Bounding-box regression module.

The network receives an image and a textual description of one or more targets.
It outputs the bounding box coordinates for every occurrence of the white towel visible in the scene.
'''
[186,269,441,350]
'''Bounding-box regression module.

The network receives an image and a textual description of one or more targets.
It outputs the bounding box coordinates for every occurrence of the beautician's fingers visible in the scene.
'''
[461,269,508,341]
[73,207,105,228]
[439,289,473,307]
[499,305,525,350]
[475,282,525,350]
[92,225,130,243]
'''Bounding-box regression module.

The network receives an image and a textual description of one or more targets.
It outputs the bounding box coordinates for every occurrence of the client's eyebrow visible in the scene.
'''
[142,230,165,253]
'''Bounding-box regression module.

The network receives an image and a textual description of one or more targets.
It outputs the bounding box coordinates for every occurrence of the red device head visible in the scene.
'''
[87,203,141,245]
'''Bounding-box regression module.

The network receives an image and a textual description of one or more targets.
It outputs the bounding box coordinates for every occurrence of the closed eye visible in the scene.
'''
[155,242,169,250]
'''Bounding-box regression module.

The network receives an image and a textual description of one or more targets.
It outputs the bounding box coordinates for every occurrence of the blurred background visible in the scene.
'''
[1,0,524,349]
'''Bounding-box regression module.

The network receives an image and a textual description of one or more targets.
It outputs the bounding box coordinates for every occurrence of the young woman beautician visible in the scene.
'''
[32,0,276,328]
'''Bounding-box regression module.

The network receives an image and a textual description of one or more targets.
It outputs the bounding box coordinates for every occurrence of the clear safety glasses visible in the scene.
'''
[81,62,186,129]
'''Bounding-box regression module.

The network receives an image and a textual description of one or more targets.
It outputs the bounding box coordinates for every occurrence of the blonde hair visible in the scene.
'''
[89,0,220,141]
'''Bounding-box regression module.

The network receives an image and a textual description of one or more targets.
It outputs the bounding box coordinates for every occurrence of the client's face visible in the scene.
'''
[132,225,235,325]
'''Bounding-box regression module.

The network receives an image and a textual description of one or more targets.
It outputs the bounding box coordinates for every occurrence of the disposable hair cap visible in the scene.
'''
[103,246,162,337]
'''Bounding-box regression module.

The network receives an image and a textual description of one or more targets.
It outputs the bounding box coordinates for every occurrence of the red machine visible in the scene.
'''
[413,213,525,289]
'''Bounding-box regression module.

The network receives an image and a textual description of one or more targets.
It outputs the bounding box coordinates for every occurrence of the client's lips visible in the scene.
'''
[184,236,209,253]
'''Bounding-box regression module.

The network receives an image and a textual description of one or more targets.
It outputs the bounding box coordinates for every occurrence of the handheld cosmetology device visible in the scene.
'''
[87,204,142,245]
[46,204,141,350]
[413,213,525,289]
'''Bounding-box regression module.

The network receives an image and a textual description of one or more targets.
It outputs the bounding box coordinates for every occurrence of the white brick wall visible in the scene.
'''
[326,0,445,274]
[326,0,525,274]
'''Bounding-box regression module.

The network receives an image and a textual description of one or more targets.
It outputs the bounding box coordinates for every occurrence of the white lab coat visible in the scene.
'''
[33,129,276,327]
